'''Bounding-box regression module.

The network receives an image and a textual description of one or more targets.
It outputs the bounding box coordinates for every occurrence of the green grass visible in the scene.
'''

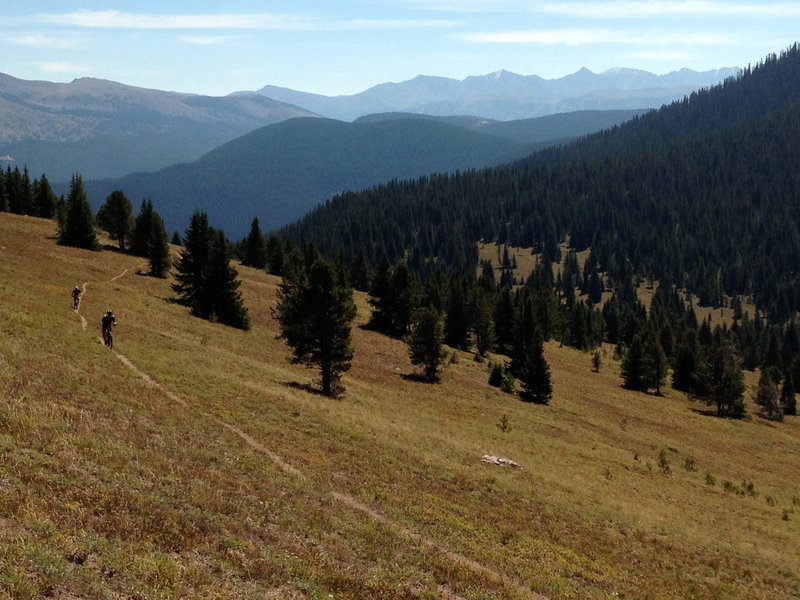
[1,212,799,599]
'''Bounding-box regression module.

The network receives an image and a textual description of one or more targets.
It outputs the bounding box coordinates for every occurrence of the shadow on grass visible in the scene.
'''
[400,372,436,384]
[283,380,327,396]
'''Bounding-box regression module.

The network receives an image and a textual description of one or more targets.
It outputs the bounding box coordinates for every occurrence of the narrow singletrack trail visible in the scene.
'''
[74,265,549,600]
[74,282,88,330]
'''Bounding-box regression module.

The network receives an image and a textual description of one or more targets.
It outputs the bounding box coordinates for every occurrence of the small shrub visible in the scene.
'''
[488,362,515,393]
[497,414,512,433]
[683,456,697,472]
[766,496,777,507]
[741,480,757,497]
[500,529,515,545]
[723,480,746,495]
[488,363,505,387]
[782,509,790,521]
[501,371,516,393]
[657,448,671,475]
[705,473,716,486]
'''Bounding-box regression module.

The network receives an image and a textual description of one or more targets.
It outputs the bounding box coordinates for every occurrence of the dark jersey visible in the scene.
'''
[101,314,116,331]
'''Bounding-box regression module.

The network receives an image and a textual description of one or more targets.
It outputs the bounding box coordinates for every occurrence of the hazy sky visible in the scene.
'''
[3,1,798,96]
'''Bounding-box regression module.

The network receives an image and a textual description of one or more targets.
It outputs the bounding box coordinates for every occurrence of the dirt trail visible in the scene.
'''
[75,265,548,600]
[74,282,88,330]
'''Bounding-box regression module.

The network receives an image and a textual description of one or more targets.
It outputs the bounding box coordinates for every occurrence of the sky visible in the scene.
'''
[2,1,799,97]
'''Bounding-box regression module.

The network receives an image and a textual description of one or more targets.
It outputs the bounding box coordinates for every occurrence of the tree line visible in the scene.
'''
[7,164,798,418]
[1,168,249,331]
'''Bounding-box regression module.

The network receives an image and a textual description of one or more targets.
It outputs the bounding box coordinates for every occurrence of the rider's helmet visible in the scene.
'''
[107,310,113,316]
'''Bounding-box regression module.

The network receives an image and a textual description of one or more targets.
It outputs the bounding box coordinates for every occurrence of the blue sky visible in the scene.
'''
[2,1,798,96]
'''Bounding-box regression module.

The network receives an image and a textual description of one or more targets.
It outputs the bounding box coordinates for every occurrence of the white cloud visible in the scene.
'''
[179,35,244,45]
[36,10,318,30]
[457,28,739,46]
[539,1,800,18]
[31,9,454,32]
[1,31,78,49]
[39,61,84,73]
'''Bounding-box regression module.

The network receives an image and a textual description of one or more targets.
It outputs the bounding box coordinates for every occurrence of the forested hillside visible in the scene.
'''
[82,117,530,238]
[281,45,800,323]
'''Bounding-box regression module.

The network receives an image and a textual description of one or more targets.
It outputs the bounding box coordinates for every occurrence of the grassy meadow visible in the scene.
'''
[1,212,799,599]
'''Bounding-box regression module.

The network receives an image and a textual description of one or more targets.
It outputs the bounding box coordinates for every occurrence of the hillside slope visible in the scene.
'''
[282,45,800,321]
[353,109,651,145]
[2,212,799,599]
[83,117,531,238]
[0,73,317,180]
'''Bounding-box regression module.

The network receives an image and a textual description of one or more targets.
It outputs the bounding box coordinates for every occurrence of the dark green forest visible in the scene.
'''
[281,45,800,323]
[271,44,800,417]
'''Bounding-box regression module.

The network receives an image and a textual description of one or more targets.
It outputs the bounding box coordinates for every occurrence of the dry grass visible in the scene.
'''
[2,213,799,599]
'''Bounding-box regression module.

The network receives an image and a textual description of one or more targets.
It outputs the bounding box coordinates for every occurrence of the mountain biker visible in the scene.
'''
[72,285,82,309]
[101,310,117,347]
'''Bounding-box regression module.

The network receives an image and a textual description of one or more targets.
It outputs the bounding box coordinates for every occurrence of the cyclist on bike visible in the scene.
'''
[101,310,117,347]
[72,286,82,310]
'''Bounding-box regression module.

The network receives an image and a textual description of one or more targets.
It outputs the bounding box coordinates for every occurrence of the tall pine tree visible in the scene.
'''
[58,174,98,250]
[274,257,357,396]
[407,304,448,383]
[518,336,552,404]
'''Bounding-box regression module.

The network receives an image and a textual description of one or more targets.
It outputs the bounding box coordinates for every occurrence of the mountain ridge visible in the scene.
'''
[253,66,740,121]
[0,72,318,180]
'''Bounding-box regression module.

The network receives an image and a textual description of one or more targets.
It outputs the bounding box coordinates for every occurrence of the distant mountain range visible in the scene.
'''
[82,109,647,239]
[253,67,740,121]
[1,67,738,184]
[0,73,316,180]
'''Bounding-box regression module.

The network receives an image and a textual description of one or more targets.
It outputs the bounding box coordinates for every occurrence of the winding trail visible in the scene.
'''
[74,265,547,600]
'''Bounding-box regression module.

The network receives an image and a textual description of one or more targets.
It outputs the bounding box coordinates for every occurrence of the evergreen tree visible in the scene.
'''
[32,174,57,218]
[97,190,134,251]
[147,212,171,278]
[241,217,267,269]
[407,304,448,383]
[131,199,156,257]
[621,335,647,391]
[368,259,418,337]
[672,339,700,393]
[172,212,249,328]
[58,174,98,250]
[274,257,357,396]
[518,336,552,404]
[172,211,213,318]
[265,235,286,276]
[644,339,669,395]
[0,168,7,212]
[349,249,370,291]
[368,254,393,332]
[780,373,797,416]
[592,349,602,372]
[444,277,471,350]
[492,285,516,355]
[508,296,538,378]
[471,286,495,357]
[207,229,250,330]
[171,230,182,246]
[754,369,783,421]
[693,341,746,418]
